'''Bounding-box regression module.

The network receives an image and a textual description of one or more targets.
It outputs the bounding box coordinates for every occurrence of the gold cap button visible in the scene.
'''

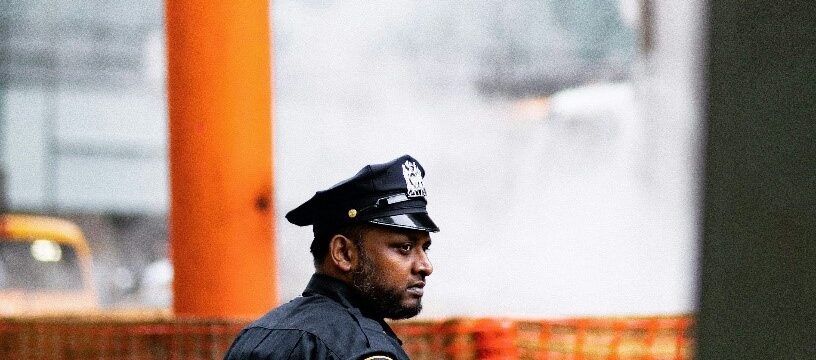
[348,209,357,218]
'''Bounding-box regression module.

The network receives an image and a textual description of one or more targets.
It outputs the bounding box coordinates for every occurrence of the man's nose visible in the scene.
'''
[414,250,433,277]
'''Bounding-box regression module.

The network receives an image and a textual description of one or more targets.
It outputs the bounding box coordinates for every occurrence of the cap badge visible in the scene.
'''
[401,160,427,197]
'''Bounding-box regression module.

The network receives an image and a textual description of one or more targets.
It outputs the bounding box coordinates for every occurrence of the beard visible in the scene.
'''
[350,252,422,320]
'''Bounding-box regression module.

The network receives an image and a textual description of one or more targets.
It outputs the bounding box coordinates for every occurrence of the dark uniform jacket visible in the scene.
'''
[224,274,410,360]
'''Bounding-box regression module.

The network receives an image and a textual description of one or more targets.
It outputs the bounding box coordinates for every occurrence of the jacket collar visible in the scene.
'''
[302,273,402,344]
[302,273,362,309]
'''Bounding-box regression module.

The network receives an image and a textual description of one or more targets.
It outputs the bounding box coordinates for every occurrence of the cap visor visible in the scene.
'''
[368,213,439,232]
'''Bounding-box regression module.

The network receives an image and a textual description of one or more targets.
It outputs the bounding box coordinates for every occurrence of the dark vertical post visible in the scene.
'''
[697,1,816,359]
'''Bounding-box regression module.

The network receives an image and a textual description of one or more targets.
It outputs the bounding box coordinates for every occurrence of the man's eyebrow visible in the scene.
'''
[400,233,431,244]
[411,234,432,246]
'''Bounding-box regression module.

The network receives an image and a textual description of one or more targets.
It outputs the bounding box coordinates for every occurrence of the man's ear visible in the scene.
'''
[328,234,358,273]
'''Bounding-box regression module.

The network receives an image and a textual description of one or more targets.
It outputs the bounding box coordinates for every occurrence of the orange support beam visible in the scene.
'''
[165,0,276,318]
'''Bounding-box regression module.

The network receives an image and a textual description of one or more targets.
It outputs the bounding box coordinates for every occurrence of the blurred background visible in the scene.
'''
[0,0,702,317]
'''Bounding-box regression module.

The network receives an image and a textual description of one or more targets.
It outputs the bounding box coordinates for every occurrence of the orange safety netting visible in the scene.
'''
[390,317,694,360]
[0,314,693,359]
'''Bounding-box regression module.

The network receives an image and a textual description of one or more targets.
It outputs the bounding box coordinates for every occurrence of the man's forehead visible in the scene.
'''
[365,225,431,242]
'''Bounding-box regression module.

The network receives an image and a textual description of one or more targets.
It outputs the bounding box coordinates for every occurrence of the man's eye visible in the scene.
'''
[399,244,412,253]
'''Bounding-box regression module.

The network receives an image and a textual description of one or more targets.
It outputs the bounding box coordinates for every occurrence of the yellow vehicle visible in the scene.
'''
[0,214,97,315]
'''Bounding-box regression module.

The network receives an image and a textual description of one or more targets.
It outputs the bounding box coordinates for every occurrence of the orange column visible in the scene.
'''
[165,0,276,318]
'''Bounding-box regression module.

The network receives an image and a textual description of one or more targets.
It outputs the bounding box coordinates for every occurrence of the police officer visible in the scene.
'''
[225,155,439,360]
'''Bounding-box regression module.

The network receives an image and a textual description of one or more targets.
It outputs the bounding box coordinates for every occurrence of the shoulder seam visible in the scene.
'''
[282,328,342,358]
[248,327,275,355]
[246,328,342,359]
[284,330,305,360]
[311,332,342,358]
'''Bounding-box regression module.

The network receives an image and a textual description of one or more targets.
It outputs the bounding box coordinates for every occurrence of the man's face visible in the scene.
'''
[350,225,433,320]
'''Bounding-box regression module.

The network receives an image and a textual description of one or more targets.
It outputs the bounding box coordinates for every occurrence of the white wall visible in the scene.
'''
[273,0,705,317]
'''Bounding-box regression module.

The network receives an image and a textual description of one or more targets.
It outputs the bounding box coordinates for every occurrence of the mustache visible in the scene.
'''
[408,280,425,289]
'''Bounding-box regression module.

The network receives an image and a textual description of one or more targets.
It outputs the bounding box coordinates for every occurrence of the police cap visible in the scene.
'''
[286,155,439,236]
